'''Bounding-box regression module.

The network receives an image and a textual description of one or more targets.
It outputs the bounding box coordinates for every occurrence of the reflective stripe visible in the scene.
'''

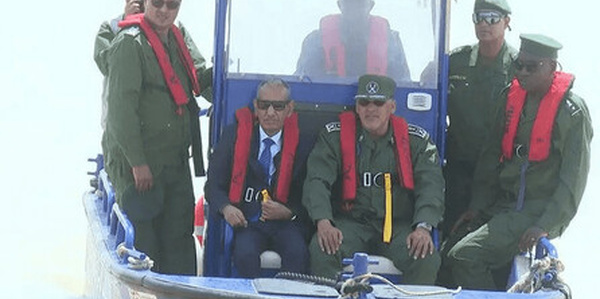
[194,225,205,237]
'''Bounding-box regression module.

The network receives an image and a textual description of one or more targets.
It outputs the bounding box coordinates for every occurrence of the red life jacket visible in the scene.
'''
[229,107,299,204]
[502,72,574,161]
[339,112,414,211]
[118,14,201,115]
[320,14,389,76]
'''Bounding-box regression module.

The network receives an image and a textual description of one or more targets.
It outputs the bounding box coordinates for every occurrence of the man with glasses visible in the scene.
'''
[302,74,444,283]
[205,79,310,278]
[442,0,517,240]
[94,0,211,130]
[103,0,208,275]
[295,0,410,82]
[443,34,592,290]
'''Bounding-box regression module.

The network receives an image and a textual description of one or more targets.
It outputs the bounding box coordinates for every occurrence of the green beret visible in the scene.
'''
[474,0,511,15]
[355,74,396,101]
[519,34,562,59]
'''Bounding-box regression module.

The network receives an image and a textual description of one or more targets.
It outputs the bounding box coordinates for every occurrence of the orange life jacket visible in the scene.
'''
[502,72,573,161]
[118,14,200,115]
[320,14,389,76]
[229,107,299,204]
[339,111,414,211]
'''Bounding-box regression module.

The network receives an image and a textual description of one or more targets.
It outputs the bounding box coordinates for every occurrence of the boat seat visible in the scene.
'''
[255,230,440,284]
[203,101,440,280]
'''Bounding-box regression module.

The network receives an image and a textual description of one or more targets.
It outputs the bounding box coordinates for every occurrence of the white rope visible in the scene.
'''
[338,273,462,298]
[127,255,154,270]
[116,243,154,271]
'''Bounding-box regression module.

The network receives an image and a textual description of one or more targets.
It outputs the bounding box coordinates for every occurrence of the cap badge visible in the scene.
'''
[366,81,380,94]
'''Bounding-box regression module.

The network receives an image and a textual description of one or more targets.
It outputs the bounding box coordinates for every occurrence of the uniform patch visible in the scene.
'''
[325,121,341,133]
[408,124,429,139]
[449,45,473,56]
[122,26,140,36]
[449,75,467,81]
[564,98,581,116]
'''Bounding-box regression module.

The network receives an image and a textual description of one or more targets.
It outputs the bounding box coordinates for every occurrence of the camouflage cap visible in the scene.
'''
[355,74,396,101]
[519,34,562,59]
[474,0,511,15]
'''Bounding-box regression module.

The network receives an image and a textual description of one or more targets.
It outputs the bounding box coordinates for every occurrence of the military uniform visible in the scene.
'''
[303,114,444,284]
[446,34,593,290]
[102,25,201,275]
[443,41,517,235]
[444,0,516,236]
[94,18,209,129]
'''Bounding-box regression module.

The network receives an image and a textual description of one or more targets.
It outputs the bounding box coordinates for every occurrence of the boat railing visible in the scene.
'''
[89,155,150,267]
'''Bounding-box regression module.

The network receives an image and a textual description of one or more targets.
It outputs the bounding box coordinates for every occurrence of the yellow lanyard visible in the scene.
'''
[383,173,392,243]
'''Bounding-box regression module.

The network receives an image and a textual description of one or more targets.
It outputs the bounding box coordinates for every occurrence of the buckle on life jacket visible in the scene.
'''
[515,144,528,158]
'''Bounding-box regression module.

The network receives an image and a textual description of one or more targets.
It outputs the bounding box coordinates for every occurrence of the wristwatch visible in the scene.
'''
[416,222,432,232]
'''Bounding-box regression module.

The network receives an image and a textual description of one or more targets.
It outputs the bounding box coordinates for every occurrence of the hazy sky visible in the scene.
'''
[0,0,597,297]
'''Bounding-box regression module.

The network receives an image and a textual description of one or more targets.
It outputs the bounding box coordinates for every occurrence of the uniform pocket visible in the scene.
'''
[120,183,165,221]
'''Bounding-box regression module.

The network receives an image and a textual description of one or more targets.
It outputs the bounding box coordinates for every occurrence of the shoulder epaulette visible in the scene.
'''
[408,124,429,139]
[564,97,582,117]
[121,26,140,36]
[449,45,473,56]
[325,121,341,133]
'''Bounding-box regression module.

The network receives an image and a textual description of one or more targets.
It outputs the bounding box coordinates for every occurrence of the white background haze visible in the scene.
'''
[0,0,598,298]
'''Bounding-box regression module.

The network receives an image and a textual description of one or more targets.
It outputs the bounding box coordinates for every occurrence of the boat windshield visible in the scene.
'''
[226,0,442,87]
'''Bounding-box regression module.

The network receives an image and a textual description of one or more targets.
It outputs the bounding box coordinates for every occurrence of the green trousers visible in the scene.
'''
[444,211,535,290]
[441,159,477,236]
[309,217,440,284]
[111,160,196,275]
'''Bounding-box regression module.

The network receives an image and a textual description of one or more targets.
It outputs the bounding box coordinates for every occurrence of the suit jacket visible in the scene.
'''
[205,122,311,223]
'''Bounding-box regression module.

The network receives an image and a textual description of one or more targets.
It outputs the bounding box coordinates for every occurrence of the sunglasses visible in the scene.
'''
[256,99,290,111]
[357,98,387,107]
[151,0,181,10]
[513,59,544,73]
[472,11,504,25]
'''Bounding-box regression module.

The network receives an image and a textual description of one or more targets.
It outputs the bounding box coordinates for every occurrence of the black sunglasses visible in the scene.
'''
[151,0,181,10]
[256,99,290,111]
[472,11,503,25]
[513,59,544,73]
[357,99,387,107]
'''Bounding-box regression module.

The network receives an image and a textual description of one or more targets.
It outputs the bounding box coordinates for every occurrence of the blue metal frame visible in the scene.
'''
[437,0,450,160]
[204,0,451,278]
[211,0,229,147]
[91,157,148,265]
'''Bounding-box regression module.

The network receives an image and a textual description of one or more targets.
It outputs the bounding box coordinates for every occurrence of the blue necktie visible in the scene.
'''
[259,138,275,182]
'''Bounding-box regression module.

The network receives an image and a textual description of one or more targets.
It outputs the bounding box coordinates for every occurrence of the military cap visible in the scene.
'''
[519,34,562,59]
[474,0,511,15]
[355,74,396,101]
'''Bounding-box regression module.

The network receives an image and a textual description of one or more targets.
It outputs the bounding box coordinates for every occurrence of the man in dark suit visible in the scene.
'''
[205,79,310,278]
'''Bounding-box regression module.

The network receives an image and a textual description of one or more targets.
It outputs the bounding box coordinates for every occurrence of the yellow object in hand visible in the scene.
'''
[260,189,271,221]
